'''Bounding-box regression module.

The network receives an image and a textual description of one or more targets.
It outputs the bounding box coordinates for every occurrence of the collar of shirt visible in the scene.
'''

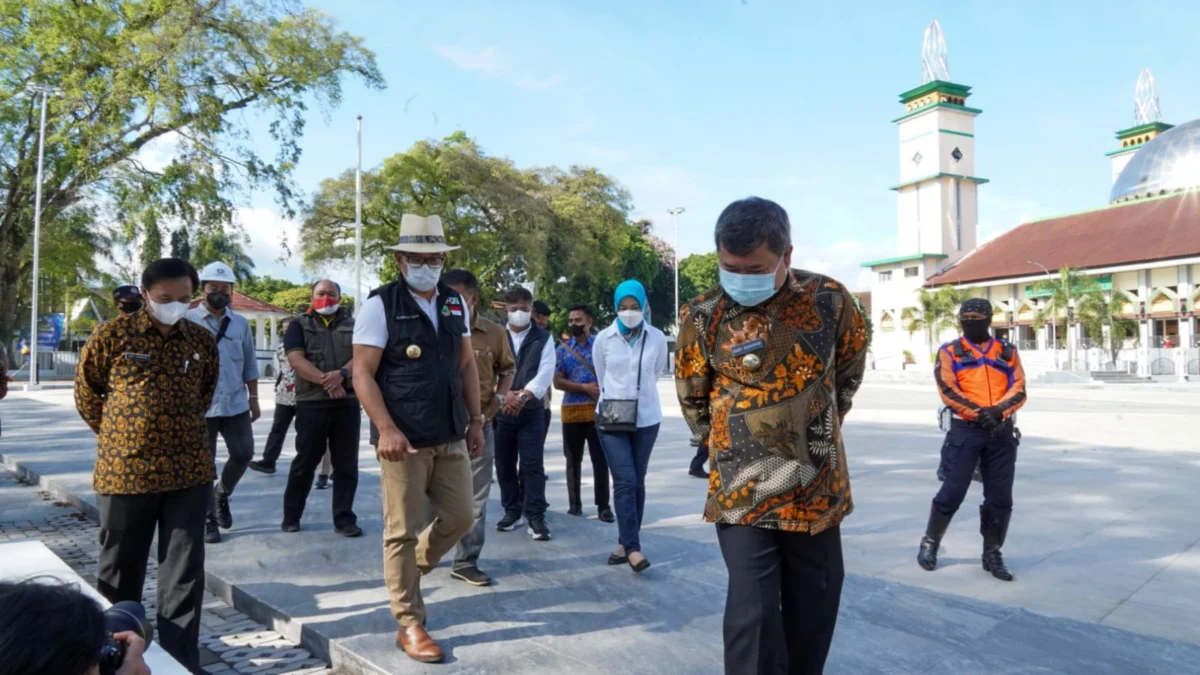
[508,325,531,349]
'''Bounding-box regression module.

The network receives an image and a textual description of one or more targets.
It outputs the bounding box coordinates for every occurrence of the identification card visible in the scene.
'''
[730,339,765,357]
[123,352,151,361]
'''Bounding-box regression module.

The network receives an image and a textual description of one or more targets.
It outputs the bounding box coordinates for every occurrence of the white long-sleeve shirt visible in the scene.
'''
[593,322,669,428]
[508,325,556,400]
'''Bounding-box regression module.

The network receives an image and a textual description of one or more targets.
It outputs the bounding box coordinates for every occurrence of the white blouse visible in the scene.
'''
[593,321,670,428]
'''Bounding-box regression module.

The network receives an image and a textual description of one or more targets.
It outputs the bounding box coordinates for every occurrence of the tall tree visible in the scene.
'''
[138,217,163,269]
[169,226,192,261]
[192,229,255,280]
[679,252,719,303]
[0,0,383,339]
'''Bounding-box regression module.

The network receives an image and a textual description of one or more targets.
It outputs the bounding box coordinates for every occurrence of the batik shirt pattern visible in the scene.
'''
[675,270,868,534]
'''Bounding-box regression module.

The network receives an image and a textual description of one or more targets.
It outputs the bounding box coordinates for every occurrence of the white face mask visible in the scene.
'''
[315,303,340,316]
[404,264,442,292]
[618,310,644,329]
[149,299,190,326]
[508,310,531,328]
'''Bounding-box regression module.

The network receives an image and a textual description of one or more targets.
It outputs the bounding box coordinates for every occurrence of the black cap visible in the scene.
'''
[113,285,140,302]
[532,300,551,317]
[958,298,993,321]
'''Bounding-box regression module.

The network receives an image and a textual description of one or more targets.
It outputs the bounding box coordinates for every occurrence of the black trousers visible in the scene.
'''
[495,406,548,518]
[933,419,1017,517]
[562,421,610,509]
[690,442,709,474]
[97,483,210,673]
[283,403,361,527]
[717,524,844,675]
[260,403,296,465]
[206,411,255,495]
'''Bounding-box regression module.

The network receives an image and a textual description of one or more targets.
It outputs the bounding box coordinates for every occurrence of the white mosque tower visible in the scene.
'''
[1105,67,1173,186]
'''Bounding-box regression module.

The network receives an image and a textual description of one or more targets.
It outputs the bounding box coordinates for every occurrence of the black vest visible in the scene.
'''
[294,309,356,403]
[506,324,550,411]
[369,279,468,448]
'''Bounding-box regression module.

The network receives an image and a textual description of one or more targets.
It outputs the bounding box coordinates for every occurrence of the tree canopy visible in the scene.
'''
[0,0,383,339]
[299,132,678,332]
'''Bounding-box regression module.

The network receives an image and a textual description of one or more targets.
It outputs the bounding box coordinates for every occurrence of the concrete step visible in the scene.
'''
[1090,371,1151,383]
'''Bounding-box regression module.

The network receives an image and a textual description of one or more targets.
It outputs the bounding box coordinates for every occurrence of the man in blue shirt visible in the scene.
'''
[552,304,613,523]
[186,261,261,544]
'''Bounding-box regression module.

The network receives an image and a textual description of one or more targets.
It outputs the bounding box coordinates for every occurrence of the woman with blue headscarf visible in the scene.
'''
[592,279,670,573]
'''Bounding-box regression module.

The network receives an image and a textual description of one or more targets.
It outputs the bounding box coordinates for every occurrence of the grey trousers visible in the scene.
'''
[452,421,495,571]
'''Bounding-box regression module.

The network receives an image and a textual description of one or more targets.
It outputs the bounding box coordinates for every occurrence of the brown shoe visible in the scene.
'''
[396,624,444,663]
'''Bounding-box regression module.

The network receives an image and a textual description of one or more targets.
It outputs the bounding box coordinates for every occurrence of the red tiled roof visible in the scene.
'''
[188,291,292,315]
[926,192,1200,287]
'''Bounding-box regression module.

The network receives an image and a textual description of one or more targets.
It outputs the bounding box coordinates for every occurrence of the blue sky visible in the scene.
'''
[228,0,1200,292]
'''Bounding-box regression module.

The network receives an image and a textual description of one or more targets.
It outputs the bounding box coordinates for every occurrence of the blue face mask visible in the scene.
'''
[719,261,783,307]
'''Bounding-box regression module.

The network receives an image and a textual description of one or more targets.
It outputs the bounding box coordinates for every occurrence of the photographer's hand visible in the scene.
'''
[112,631,152,675]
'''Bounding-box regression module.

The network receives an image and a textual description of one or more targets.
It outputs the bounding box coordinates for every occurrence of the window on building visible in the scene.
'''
[904,266,919,278]
[878,271,892,282]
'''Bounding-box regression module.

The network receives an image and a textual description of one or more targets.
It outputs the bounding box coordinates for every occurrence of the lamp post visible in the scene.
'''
[1027,260,1056,367]
[668,206,686,330]
[26,84,58,387]
[354,115,363,312]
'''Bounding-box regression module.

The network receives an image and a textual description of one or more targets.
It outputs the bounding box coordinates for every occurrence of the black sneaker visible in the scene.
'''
[315,475,329,490]
[689,468,709,479]
[597,507,615,523]
[281,521,300,533]
[248,460,276,475]
[527,517,551,542]
[204,518,222,544]
[496,512,522,532]
[214,487,233,529]
[567,506,583,517]
[450,566,493,587]
[335,524,363,538]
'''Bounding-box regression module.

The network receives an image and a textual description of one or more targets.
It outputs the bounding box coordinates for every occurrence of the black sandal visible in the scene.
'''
[629,555,651,574]
[607,553,628,565]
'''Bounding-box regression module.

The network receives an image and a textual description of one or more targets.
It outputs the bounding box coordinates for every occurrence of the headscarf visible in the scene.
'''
[613,279,648,339]
[958,298,993,344]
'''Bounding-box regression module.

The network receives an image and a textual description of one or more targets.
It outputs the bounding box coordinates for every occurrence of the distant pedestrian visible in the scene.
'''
[553,303,613,523]
[352,214,485,664]
[676,197,869,675]
[494,287,556,541]
[186,261,261,544]
[75,257,218,670]
[111,284,143,317]
[533,299,554,436]
[444,268,516,587]
[280,280,362,536]
[594,280,669,573]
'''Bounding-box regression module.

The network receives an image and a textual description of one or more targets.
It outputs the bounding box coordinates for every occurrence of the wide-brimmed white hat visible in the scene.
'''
[386,214,460,253]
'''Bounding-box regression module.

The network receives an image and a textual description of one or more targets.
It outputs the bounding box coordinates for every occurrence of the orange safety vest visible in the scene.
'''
[935,337,1027,422]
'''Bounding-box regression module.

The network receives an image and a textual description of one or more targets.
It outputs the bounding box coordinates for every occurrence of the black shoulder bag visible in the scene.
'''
[596,333,646,433]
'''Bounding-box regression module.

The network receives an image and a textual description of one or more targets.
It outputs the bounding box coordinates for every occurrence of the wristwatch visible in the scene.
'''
[494,393,505,405]
[340,367,350,378]
[518,392,530,403]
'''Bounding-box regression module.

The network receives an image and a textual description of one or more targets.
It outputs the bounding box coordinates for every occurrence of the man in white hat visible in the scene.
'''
[352,214,485,664]
[186,261,261,544]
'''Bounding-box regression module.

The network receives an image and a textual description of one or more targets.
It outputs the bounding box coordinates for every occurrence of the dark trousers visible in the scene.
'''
[259,403,296,466]
[544,408,552,437]
[283,404,360,527]
[97,483,210,673]
[495,406,548,518]
[563,421,610,510]
[599,424,659,552]
[717,524,844,675]
[690,442,709,474]
[932,419,1017,517]
[206,411,255,497]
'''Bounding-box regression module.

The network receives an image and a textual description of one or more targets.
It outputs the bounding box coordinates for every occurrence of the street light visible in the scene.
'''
[26,84,60,387]
[354,115,363,313]
[1027,260,1056,365]
[667,206,686,330]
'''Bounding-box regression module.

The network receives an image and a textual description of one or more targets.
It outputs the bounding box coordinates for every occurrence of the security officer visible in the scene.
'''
[918,298,1026,581]
[352,213,485,664]
[112,284,144,316]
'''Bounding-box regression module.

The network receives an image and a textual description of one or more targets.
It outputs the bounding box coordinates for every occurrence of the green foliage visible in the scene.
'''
[169,226,191,260]
[139,218,163,269]
[191,229,255,280]
[910,286,976,358]
[679,252,719,304]
[0,0,383,339]
[270,287,313,314]
[240,275,303,302]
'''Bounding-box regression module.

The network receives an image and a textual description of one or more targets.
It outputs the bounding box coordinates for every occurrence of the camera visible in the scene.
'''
[97,601,153,675]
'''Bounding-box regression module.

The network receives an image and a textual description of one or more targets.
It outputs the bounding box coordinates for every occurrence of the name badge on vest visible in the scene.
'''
[730,338,765,371]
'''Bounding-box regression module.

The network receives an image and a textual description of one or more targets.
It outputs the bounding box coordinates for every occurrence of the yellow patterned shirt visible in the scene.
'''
[75,310,220,495]
[675,270,868,534]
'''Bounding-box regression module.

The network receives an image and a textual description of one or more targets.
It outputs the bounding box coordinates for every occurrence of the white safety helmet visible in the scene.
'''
[199,261,237,285]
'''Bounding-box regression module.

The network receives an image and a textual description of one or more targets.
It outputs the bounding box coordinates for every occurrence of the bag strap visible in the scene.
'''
[562,342,596,378]
[634,331,647,395]
[215,316,232,342]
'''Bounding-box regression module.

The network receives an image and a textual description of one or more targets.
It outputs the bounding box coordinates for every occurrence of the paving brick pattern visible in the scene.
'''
[0,471,337,675]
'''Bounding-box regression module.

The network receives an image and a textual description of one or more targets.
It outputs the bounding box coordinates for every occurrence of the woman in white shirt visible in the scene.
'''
[593,279,669,573]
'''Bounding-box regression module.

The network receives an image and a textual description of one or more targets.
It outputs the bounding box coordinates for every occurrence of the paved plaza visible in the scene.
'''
[3,379,1200,674]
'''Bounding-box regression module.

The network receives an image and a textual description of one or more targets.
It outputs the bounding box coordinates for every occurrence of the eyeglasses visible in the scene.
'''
[401,254,446,267]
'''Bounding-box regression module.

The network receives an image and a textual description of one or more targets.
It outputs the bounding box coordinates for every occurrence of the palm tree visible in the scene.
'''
[1078,290,1137,366]
[909,287,974,360]
[1032,267,1099,346]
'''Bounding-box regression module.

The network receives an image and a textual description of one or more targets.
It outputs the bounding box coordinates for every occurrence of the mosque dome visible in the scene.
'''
[1110,118,1200,203]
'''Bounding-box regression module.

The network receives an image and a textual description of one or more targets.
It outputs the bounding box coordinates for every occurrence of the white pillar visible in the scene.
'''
[269,316,277,350]
[1138,321,1151,377]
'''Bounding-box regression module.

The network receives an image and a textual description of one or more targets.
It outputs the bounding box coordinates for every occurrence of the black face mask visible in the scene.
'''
[961,319,992,344]
[119,300,144,314]
[206,292,231,311]
[569,324,587,338]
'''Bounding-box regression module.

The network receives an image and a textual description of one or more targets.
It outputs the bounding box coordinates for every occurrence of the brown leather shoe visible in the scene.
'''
[396,624,444,663]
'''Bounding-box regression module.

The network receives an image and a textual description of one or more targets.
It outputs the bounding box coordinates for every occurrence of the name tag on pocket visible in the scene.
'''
[123,352,151,362]
[730,339,765,357]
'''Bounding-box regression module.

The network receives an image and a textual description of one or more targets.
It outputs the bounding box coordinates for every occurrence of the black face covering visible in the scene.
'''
[119,300,144,314]
[569,324,587,338]
[961,319,992,344]
[206,291,231,311]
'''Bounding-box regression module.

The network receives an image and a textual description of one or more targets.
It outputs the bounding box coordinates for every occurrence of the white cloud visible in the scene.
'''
[793,237,894,292]
[434,45,504,74]
[235,207,379,299]
[513,73,567,91]
[135,131,181,173]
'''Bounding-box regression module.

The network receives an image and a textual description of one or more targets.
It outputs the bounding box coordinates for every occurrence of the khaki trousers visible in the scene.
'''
[380,439,474,626]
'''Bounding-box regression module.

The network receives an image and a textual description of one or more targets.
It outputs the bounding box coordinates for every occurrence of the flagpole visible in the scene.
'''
[354,115,363,309]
